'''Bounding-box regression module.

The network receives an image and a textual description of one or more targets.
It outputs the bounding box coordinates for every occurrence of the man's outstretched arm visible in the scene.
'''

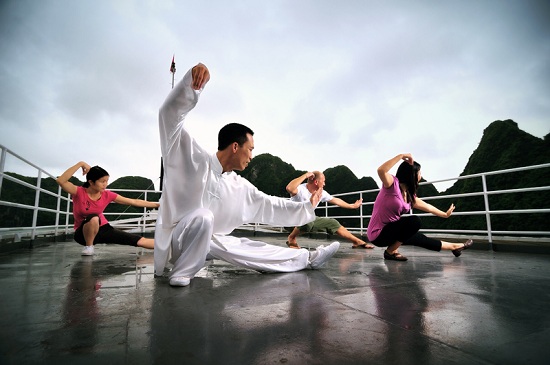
[328,197,363,209]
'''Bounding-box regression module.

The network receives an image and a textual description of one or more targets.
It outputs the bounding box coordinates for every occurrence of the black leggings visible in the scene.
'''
[371,215,442,252]
[74,215,141,247]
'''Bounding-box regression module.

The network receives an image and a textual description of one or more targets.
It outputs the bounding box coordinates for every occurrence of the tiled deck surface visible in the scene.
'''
[0,235,549,365]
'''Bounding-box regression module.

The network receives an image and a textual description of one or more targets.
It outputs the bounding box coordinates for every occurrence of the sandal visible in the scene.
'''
[352,243,375,249]
[452,239,473,257]
[286,241,301,249]
[384,250,408,261]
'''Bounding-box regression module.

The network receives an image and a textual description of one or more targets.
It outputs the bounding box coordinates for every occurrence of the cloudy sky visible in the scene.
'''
[1,0,548,192]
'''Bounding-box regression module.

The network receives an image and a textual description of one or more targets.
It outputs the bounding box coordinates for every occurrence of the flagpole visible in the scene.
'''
[160,55,176,193]
[170,54,176,89]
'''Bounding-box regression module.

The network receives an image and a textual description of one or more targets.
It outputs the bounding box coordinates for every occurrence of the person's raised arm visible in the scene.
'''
[413,197,455,218]
[286,172,314,196]
[377,153,414,188]
[56,161,91,196]
[114,195,160,209]
[159,63,211,150]
[328,197,363,209]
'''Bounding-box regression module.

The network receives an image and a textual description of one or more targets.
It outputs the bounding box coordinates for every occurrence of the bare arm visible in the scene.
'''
[413,197,455,218]
[114,195,160,209]
[377,153,414,188]
[56,161,91,195]
[328,197,362,209]
[286,172,314,196]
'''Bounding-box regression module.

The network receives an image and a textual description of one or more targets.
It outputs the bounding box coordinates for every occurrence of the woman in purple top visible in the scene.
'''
[367,153,473,261]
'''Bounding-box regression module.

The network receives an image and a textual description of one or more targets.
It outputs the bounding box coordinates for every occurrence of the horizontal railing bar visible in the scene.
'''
[1,143,549,245]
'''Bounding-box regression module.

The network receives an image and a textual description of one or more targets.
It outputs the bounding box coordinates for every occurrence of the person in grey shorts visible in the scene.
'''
[286,171,374,249]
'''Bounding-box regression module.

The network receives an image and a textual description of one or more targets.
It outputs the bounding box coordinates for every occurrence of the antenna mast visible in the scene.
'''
[170,55,176,89]
[160,55,176,192]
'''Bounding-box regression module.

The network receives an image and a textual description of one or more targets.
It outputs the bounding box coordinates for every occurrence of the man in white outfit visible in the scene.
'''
[154,62,340,287]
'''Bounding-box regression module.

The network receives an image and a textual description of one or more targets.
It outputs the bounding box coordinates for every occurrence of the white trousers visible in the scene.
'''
[170,208,310,279]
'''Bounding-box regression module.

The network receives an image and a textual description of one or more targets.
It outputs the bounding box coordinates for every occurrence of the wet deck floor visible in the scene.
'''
[0,235,549,365]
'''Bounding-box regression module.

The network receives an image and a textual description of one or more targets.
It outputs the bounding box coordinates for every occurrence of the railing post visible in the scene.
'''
[0,146,6,192]
[481,174,493,250]
[65,191,71,235]
[359,191,364,235]
[31,170,43,242]
[142,191,147,234]
[55,185,61,238]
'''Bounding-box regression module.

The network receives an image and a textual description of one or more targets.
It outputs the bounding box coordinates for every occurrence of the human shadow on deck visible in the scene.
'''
[149,269,340,364]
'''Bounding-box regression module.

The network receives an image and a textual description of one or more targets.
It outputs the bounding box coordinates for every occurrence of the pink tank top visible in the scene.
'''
[72,186,118,229]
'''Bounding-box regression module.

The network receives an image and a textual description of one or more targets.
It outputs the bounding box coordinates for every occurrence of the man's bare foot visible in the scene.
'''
[286,241,301,249]
[352,242,375,249]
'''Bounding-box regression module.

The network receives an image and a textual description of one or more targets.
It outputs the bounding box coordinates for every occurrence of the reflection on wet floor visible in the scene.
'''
[0,237,549,364]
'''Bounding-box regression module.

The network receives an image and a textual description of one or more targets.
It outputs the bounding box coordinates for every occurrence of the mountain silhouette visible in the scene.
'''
[1,119,547,234]
[427,120,550,232]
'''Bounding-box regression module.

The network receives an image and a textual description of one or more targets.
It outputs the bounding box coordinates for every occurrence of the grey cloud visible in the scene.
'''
[1,0,548,187]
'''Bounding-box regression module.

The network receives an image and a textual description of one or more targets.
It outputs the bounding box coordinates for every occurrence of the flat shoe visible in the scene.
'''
[169,276,191,287]
[384,250,408,261]
[452,239,473,257]
[309,242,340,269]
[286,241,301,249]
[352,243,375,249]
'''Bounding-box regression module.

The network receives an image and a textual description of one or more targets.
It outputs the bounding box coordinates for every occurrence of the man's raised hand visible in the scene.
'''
[191,63,210,90]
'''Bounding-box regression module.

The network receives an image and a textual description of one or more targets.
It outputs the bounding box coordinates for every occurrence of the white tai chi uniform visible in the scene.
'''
[154,67,317,279]
[291,183,333,204]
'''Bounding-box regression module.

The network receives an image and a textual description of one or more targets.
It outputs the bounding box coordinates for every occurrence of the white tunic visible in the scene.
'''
[290,183,333,203]
[154,67,317,277]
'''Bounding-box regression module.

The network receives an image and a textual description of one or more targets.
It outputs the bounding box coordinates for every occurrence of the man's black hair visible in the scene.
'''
[218,123,254,150]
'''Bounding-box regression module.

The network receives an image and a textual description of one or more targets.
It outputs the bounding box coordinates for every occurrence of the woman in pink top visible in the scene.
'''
[56,161,160,256]
[367,153,472,261]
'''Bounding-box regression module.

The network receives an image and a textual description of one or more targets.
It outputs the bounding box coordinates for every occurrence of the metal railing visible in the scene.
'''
[316,163,550,246]
[1,143,549,248]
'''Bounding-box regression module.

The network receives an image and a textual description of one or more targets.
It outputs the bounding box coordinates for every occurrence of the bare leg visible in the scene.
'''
[441,240,467,250]
[386,240,402,255]
[137,237,154,249]
[335,226,374,248]
[444,238,473,257]
[384,240,408,260]
[286,227,302,249]
[82,216,100,246]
